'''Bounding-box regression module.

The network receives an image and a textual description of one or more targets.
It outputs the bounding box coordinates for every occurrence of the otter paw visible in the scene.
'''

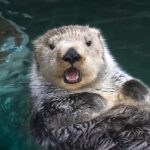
[120,79,149,101]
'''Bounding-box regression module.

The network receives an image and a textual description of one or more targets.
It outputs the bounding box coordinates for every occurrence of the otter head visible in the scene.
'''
[33,25,105,90]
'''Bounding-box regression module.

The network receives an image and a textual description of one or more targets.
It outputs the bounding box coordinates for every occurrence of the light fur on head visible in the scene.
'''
[33,25,106,90]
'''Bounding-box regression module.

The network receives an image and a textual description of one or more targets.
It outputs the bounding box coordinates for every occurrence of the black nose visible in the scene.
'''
[63,48,81,64]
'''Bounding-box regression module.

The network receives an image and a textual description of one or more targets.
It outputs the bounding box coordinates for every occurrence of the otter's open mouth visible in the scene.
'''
[64,67,81,84]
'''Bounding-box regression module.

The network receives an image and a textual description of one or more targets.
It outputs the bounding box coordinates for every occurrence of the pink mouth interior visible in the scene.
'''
[65,68,79,83]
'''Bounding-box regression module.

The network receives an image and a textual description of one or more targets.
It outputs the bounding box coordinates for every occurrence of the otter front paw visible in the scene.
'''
[119,79,149,102]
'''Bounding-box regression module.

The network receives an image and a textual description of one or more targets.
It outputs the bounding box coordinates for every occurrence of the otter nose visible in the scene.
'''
[63,48,81,64]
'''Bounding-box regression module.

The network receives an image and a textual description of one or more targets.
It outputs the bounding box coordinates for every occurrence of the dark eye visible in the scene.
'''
[86,40,92,46]
[49,43,55,50]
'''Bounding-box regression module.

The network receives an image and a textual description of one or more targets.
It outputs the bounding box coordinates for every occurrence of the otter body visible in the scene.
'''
[47,104,150,150]
[30,25,150,149]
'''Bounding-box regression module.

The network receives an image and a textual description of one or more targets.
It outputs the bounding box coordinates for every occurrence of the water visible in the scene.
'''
[0,0,150,149]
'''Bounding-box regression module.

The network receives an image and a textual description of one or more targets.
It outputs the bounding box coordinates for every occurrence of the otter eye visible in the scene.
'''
[86,40,92,46]
[49,43,55,50]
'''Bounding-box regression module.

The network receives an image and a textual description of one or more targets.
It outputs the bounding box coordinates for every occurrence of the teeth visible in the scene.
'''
[64,68,81,84]
[66,73,79,81]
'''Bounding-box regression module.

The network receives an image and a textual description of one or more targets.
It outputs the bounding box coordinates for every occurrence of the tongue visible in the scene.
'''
[65,68,79,82]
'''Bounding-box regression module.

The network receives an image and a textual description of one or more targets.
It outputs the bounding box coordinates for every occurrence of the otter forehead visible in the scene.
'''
[46,25,100,42]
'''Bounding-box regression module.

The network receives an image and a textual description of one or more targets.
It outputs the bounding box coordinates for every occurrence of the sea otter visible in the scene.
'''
[29,25,150,149]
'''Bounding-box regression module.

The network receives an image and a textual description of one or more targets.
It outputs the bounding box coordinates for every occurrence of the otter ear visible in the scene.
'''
[32,37,44,50]
[32,37,43,68]
[32,39,38,49]
[91,28,107,50]
[97,31,101,39]
[90,27,101,38]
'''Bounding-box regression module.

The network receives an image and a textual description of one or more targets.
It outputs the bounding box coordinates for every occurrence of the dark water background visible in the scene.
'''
[0,0,150,149]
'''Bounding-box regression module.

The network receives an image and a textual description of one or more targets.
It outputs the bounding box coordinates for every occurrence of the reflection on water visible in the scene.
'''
[0,0,150,149]
[0,15,38,150]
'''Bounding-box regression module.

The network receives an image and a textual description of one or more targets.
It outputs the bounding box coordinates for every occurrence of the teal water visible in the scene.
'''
[0,0,150,149]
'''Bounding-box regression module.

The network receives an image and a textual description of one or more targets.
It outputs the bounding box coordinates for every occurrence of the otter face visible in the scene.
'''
[33,25,105,90]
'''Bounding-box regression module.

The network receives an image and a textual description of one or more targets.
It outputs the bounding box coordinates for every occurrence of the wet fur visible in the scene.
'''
[29,25,150,149]
[47,104,150,150]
